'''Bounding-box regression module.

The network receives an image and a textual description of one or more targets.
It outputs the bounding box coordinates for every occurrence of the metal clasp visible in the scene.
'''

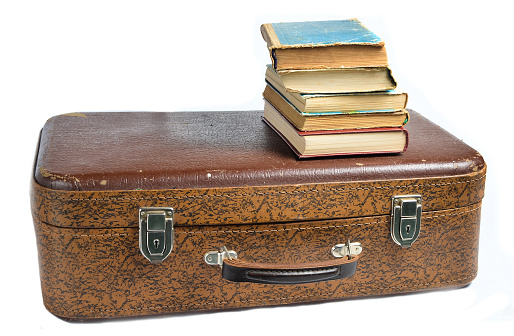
[391,195,422,248]
[331,240,363,259]
[139,207,174,263]
[204,246,238,266]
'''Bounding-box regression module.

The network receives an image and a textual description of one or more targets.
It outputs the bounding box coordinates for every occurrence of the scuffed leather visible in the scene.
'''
[30,109,487,320]
[34,110,486,191]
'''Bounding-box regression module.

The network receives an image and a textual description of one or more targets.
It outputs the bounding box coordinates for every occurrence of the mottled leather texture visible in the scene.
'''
[34,110,485,191]
[33,202,482,320]
[30,110,487,320]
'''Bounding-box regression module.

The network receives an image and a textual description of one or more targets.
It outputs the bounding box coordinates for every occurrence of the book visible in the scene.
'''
[263,102,408,158]
[265,64,396,94]
[263,90,409,131]
[261,19,388,71]
[264,76,408,113]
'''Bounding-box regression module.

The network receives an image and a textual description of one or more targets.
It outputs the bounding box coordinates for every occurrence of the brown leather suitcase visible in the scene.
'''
[31,110,486,320]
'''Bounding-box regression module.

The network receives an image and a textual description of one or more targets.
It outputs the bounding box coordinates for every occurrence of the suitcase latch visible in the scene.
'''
[391,195,422,248]
[204,246,238,266]
[331,240,363,259]
[139,207,174,263]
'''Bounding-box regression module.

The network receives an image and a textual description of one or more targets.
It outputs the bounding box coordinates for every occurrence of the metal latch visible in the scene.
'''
[391,195,422,248]
[204,241,362,267]
[139,207,174,263]
[331,240,363,259]
[204,246,238,266]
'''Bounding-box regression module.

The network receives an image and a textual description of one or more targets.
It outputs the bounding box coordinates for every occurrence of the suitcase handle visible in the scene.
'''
[220,255,359,285]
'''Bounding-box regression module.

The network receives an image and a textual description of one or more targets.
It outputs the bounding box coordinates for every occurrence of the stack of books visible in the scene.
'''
[260,19,409,158]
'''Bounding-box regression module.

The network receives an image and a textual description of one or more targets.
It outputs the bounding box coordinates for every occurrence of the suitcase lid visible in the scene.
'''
[32,110,486,229]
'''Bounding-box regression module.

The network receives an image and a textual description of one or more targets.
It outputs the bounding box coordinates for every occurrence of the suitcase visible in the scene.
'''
[30,109,486,320]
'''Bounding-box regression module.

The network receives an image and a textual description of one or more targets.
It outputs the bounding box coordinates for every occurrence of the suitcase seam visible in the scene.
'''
[33,173,486,202]
[37,219,388,237]
[36,204,481,237]
[180,204,481,234]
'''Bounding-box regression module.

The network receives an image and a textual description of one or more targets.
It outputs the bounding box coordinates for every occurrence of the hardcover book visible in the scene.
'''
[263,88,409,131]
[263,102,409,158]
[261,19,388,71]
[264,76,408,113]
[265,64,397,94]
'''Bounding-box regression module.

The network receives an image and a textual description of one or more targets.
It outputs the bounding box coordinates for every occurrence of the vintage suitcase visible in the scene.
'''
[31,110,486,320]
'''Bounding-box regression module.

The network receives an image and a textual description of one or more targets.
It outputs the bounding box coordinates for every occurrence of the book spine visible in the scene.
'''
[386,67,398,89]
[260,23,281,49]
[261,24,281,69]
[402,128,409,152]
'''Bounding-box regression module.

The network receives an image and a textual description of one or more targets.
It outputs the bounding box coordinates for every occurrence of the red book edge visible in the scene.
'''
[296,126,407,136]
[262,116,409,159]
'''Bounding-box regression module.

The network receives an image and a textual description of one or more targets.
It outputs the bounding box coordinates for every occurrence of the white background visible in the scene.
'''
[1,0,513,334]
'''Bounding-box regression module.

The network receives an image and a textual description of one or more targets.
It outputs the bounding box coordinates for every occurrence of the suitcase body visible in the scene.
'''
[31,110,486,320]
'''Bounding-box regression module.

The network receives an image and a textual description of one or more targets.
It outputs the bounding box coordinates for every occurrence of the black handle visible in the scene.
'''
[221,256,359,285]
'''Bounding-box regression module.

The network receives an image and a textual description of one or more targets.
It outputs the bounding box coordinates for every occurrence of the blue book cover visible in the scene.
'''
[261,19,384,49]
